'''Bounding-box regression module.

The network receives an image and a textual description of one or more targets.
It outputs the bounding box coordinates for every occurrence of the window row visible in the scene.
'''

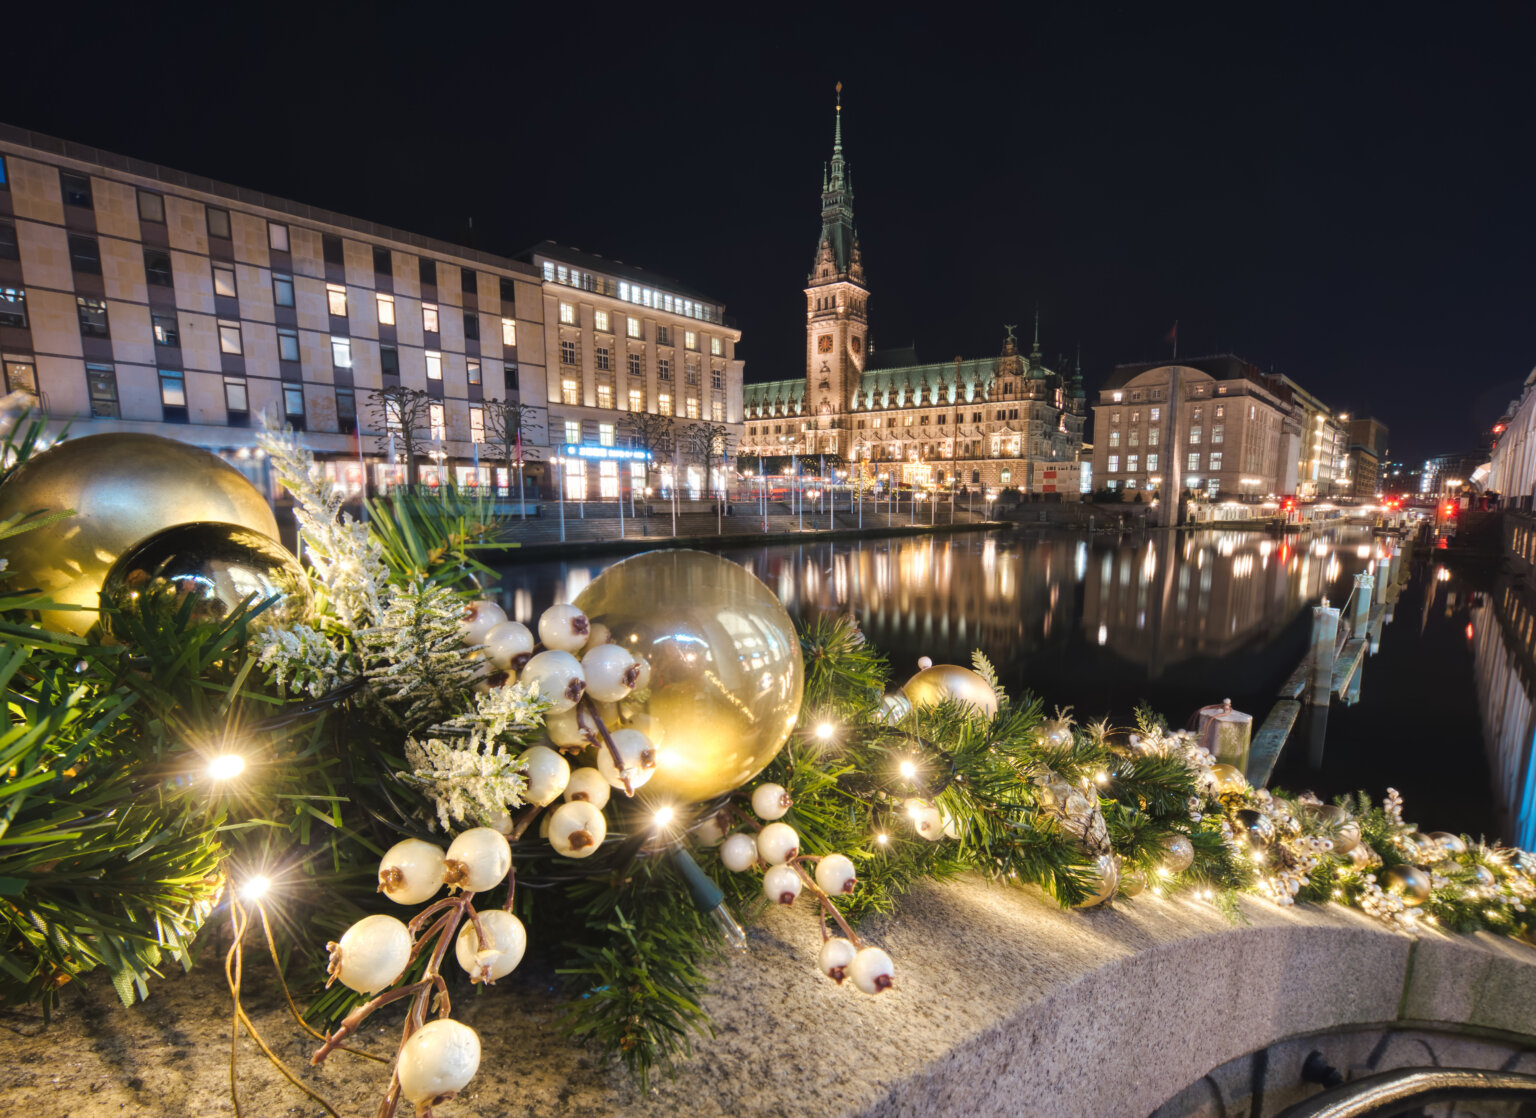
[557,303,723,353]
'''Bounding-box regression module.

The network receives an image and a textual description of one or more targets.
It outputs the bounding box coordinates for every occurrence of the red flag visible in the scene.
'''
[1165,320,1178,360]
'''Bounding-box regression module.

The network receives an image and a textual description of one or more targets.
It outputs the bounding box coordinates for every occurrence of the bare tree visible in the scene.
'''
[684,421,733,500]
[620,411,677,492]
[481,397,541,508]
[368,385,433,489]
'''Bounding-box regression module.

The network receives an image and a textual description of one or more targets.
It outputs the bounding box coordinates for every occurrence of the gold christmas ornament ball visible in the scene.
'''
[1235,808,1275,849]
[1347,843,1377,871]
[574,550,803,804]
[1120,868,1147,898]
[901,664,999,719]
[0,434,279,635]
[1472,864,1496,887]
[1207,763,1248,795]
[1074,852,1120,908]
[1382,864,1433,907]
[873,691,913,725]
[1160,833,1195,874]
[1428,831,1467,856]
[101,523,308,637]
[1406,832,1445,865]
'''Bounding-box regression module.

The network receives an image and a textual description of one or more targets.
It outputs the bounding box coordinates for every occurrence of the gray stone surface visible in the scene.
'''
[1,875,1533,1118]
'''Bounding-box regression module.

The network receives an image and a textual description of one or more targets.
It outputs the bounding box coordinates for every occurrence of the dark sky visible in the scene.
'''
[10,4,1533,463]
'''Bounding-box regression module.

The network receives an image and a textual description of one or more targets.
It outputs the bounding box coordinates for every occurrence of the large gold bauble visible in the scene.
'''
[0,434,279,634]
[901,664,999,719]
[1075,853,1120,908]
[1382,864,1433,907]
[574,550,803,804]
[1428,831,1468,857]
[1207,763,1248,795]
[101,522,308,637]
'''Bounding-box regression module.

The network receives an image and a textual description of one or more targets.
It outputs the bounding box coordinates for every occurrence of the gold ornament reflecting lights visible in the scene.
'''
[901,664,999,719]
[1382,864,1432,907]
[0,434,279,634]
[1207,763,1248,795]
[574,550,804,804]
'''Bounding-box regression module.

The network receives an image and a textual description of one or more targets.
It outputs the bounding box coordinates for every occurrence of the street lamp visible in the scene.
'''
[554,455,566,543]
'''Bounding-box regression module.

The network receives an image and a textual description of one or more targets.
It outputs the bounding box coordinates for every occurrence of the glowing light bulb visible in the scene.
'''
[653,805,675,828]
[875,832,889,845]
[241,875,271,901]
[815,722,834,741]
[209,754,246,780]
[1094,771,1109,785]
[899,760,917,779]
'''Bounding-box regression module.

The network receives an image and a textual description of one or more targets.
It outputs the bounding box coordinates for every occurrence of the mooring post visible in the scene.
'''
[1309,598,1340,708]
[1388,543,1402,588]
[1352,571,1373,636]
[1375,557,1390,604]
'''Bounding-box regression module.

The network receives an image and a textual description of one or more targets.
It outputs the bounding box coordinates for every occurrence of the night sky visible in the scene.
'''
[9,4,1533,463]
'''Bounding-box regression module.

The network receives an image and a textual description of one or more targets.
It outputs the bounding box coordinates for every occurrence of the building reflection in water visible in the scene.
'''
[1470,575,1536,850]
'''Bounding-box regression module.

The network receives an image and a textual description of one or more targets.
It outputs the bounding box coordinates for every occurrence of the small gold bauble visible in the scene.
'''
[101,522,308,637]
[1074,852,1120,908]
[1235,808,1275,849]
[1406,832,1445,865]
[1120,869,1147,898]
[0,434,279,634]
[1382,864,1432,906]
[1427,831,1467,856]
[901,664,999,719]
[574,550,803,804]
[1160,833,1195,874]
[873,691,913,725]
[1471,864,1496,887]
[1348,843,1376,870]
[1207,763,1248,795]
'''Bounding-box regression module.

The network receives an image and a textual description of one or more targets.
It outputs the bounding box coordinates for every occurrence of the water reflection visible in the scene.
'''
[1471,577,1536,850]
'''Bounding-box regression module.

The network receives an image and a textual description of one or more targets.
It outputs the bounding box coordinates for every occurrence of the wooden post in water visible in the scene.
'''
[1353,571,1373,635]
[1310,599,1340,707]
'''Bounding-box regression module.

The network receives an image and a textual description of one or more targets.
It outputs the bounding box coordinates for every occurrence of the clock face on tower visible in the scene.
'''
[852,336,863,354]
[817,335,833,354]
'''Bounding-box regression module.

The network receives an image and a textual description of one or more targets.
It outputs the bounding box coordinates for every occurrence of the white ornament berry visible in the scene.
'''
[377,838,446,905]
[815,853,857,895]
[757,822,799,865]
[751,782,792,821]
[563,766,611,809]
[517,745,571,807]
[460,600,507,646]
[583,621,611,651]
[548,799,607,858]
[694,811,728,846]
[582,643,640,702]
[818,937,858,983]
[396,1018,481,1108]
[444,827,512,893]
[454,909,527,983]
[596,728,657,791]
[848,945,895,994]
[483,620,535,670]
[630,655,653,692]
[522,650,586,713]
[545,707,595,749]
[905,798,943,841]
[538,604,590,652]
[763,862,802,905]
[917,655,934,670]
[333,914,412,994]
[720,832,759,872]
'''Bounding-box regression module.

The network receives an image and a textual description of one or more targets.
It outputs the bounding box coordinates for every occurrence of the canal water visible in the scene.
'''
[490,527,1531,846]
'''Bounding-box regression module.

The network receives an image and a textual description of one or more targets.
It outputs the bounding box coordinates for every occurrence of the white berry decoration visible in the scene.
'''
[483,620,535,670]
[444,827,511,893]
[815,853,857,895]
[538,604,590,652]
[694,811,728,846]
[548,799,607,858]
[848,945,895,995]
[905,798,943,841]
[460,599,507,646]
[818,937,858,983]
[720,832,759,872]
[521,650,586,713]
[583,621,611,651]
[596,728,657,791]
[517,745,571,807]
[763,862,802,905]
[630,655,653,692]
[545,707,596,749]
[757,822,800,865]
[751,782,792,821]
[377,838,447,905]
[454,909,527,984]
[563,766,611,809]
[396,1018,481,1109]
[331,914,412,994]
[582,643,640,702]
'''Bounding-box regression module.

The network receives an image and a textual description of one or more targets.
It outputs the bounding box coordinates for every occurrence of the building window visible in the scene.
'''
[419,258,436,287]
[467,359,481,386]
[712,399,725,422]
[1187,452,1201,472]
[685,361,700,386]
[599,460,618,498]
[130,191,163,225]
[425,350,442,380]
[0,287,28,328]
[710,336,722,356]
[278,328,300,363]
[564,419,581,444]
[1107,455,1119,472]
[656,325,672,346]
[212,320,241,355]
[1108,430,1120,447]
[336,386,356,433]
[1211,424,1224,444]
[0,221,16,260]
[5,359,36,395]
[561,378,580,405]
[628,388,643,412]
[464,310,479,340]
[380,344,399,379]
[1149,428,1160,446]
[61,172,93,208]
[599,423,615,447]
[429,403,446,442]
[0,156,6,187]
[469,405,485,443]
[658,358,672,381]
[1128,430,1139,447]
[559,302,576,326]
[1209,452,1223,471]
[213,263,237,298]
[159,368,186,408]
[626,316,641,339]
[64,234,101,277]
[284,385,305,422]
[331,337,352,369]
[502,318,516,346]
[86,364,118,417]
[269,222,289,251]
[597,383,613,409]
[207,207,231,239]
[1147,453,1159,472]
[152,313,179,346]
[1150,407,1160,421]
[595,346,611,372]
[685,330,698,351]
[326,283,347,317]
[77,297,109,338]
[1189,426,1202,444]
[594,310,610,333]
[1001,468,1012,484]
[560,340,577,366]
[273,274,295,307]
[658,391,672,415]
[627,353,642,378]
[1127,454,1139,472]
[685,396,700,419]
[225,376,248,414]
[373,247,392,276]
[423,303,439,333]
[374,292,395,325]
[712,368,723,389]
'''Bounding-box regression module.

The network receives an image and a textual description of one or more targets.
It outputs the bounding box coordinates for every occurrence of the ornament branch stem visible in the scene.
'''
[789,857,861,947]
[580,697,635,798]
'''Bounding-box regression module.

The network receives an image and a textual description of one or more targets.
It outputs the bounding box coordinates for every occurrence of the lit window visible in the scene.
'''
[1210,452,1223,470]
[710,336,722,356]
[4,360,35,395]
[599,423,615,447]
[331,337,352,368]
[86,364,118,417]
[656,326,672,346]
[502,318,516,346]
[564,419,581,444]
[218,320,242,354]
[1150,407,1160,420]
[225,376,248,413]
[597,383,613,409]
[559,302,576,325]
[467,359,481,386]
[277,328,299,363]
[324,284,346,317]
[1149,428,1160,446]
[1127,454,1139,472]
[1188,452,1201,471]
[211,265,237,298]
[77,297,109,338]
[685,330,698,350]
[1108,431,1120,447]
[0,287,28,328]
[470,406,485,443]
[594,310,610,333]
[376,292,395,325]
[628,387,643,412]
[659,391,672,415]
[712,399,725,422]
[599,460,618,497]
[1212,424,1224,444]
[158,369,185,407]
[273,274,295,307]
[423,303,439,333]
[1189,426,1202,444]
[626,316,641,338]
[268,222,289,251]
[1147,454,1158,471]
[1107,455,1120,472]
[425,350,442,380]
[1112,391,1123,402]
[561,378,579,405]
[430,403,446,441]
[685,396,700,419]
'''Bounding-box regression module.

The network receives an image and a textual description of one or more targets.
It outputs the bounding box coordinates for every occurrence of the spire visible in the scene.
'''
[809,82,859,286]
[834,81,843,156]
[1030,306,1042,361]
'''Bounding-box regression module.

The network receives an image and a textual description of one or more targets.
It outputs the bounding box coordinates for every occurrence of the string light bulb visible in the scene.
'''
[241,875,271,901]
[208,753,246,780]
[653,805,675,828]
[899,760,917,780]
[815,722,834,741]
[875,832,888,845]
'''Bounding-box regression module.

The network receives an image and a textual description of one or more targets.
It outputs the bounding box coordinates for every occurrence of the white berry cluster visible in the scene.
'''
[710,782,894,995]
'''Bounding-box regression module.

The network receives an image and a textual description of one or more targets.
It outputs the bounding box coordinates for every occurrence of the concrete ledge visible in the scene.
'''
[2,875,1533,1116]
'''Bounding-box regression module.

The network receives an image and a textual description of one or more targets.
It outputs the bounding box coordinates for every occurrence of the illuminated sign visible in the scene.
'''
[561,444,652,461]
